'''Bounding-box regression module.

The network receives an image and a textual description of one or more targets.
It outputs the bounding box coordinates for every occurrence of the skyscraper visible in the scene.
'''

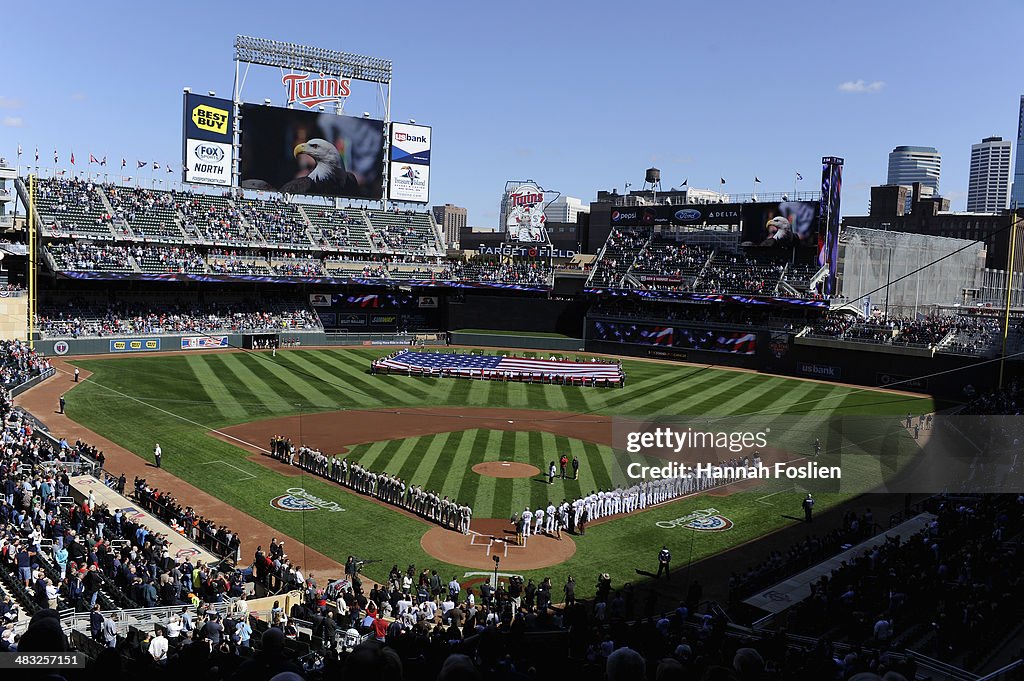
[431,203,467,248]
[967,136,1012,213]
[1011,96,1024,209]
[887,146,941,192]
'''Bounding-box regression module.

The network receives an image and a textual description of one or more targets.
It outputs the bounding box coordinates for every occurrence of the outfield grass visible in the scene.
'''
[65,347,932,588]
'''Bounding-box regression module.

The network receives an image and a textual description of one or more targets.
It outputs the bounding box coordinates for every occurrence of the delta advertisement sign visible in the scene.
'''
[388,122,431,203]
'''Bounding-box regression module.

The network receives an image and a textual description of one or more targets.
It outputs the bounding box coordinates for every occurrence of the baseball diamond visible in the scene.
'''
[52,346,931,591]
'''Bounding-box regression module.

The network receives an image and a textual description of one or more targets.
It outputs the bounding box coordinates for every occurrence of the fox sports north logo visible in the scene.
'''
[195,144,225,162]
[270,494,319,512]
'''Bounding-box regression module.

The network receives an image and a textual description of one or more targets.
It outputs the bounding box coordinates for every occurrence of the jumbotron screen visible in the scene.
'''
[238,103,386,199]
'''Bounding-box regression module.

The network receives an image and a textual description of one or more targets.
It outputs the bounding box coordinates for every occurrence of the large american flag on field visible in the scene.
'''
[374,351,624,381]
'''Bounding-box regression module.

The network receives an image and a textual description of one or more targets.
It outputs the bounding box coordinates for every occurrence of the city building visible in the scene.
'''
[1012,96,1024,208]
[967,136,1012,213]
[431,203,467,249]
[846,183,1017,270]
[887,146,941,214]
[543,195,589,224]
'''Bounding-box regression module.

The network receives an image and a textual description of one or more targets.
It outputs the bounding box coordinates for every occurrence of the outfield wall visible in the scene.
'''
[447,295,587,336]
[450,332,584,351]
[34,331,323,357]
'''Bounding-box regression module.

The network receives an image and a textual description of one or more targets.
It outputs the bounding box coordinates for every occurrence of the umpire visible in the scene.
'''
[657,546,671,580]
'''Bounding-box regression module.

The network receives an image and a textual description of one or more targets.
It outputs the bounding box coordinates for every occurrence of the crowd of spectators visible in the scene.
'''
[130,246,205,274]
[633,242,711,279]
[240,202,311,246]
[784,495,1023,663]
[174,195,253,244]
[133,479,240,559]
[805,313,991,350]
[271,257,326,277]
[693,256,786,296]
[444,259,551,285]
[591,227,650,286]
[47,242,132,272]
[0,340,51,388]
[36,299,322,338]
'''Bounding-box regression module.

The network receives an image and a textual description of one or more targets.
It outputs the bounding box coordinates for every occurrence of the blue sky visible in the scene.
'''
[1,0,1022,228]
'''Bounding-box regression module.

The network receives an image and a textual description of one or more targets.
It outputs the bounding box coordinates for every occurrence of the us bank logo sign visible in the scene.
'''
[656,508,734,531]
[270,488,345,513]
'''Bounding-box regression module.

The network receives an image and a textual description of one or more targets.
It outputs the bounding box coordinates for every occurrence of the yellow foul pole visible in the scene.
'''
[999,208,1019,389]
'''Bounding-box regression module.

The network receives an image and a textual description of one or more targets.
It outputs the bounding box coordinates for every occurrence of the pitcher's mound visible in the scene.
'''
[472,461,540,479]
[421,518,576,570]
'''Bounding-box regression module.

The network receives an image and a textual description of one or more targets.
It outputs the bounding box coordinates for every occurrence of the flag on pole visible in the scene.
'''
[754,176,761,183]
[89,153,99,165]
[153,161,160,170]
[121,158,126,169]
[166,164,172,173]
[795,172,803,181]
[16,145,22,158]
[54,149,58,164]
[70,152,76,165]
[100,156,107,166]
[720,178,726,184]
[35,148,39,163]
[680,178,687,186]
[137,160,146,169]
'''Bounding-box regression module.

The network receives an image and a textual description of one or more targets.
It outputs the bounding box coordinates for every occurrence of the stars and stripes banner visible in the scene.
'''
[372,351,625,386]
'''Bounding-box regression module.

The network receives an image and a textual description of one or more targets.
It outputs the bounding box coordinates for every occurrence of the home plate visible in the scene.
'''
[507,420,514,423]
[501,462,511,467]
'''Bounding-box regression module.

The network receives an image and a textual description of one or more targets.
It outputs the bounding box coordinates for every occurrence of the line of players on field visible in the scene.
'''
[513,454,761,543]
[268,437,473,534]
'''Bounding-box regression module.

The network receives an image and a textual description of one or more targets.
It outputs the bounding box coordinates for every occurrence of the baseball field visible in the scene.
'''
[58,346,932,592]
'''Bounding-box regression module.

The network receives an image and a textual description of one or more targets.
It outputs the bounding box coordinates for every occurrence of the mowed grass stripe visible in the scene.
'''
[470,432,505,516]
[454,430,486,504]
[232,353,312,408]
[489,432,520,518]
[464,377,494,408]
[395,436,434,486]
[272,350,380,409]
[184,355,251,423]
[539,384,570,411]
[410,431,451,497]
[306,351,434,403]
[507,431,533,517]
[665,372,762,414]
[246,353,339,411]
[199,354,269,416]
[428,430,465,501]
[440,430,474,504]
[585,440,614,491]
[527,431,550,510]
[215,353,295,413]
[353,440,389,469]
[717,376,795,416]
[616,370,734,414]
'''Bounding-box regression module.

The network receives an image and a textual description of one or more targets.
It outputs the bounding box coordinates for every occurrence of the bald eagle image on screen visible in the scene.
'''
[239,104,385,199]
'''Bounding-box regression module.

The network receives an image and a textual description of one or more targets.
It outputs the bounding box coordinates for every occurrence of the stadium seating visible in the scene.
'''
[34,178,115,240]
[105,186,186,242]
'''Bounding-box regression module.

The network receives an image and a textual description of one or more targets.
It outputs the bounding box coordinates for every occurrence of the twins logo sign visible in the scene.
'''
[655,508,734,531]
